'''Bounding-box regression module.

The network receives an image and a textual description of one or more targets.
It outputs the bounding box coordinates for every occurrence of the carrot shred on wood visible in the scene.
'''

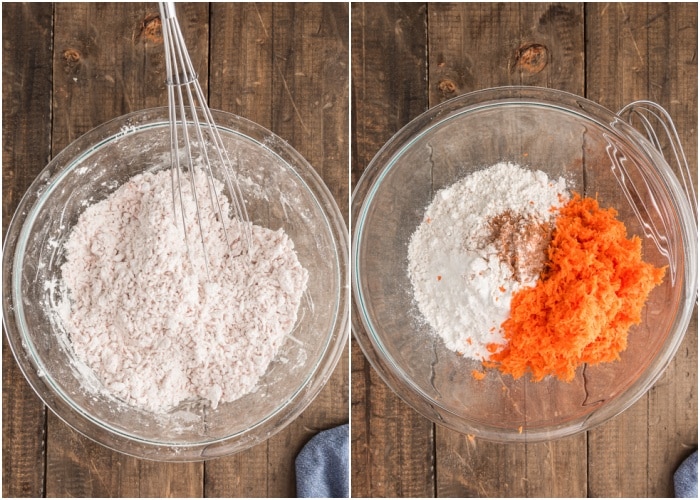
[471,369,486,380]
[489,194,666,382]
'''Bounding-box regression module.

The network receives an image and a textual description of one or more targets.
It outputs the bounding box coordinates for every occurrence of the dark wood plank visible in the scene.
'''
[434,434,590,497]
[427,3,588,497]
[351,3,434,497]
[270,2,350,222]
[351,2,429,186]
[2,3,54,497]
[205,3,349,497]
[428,2,585,105]
[586,3,698,497]
[45,3,208,496]
[209,3,274,129]
[647,312,698,497]
[350,339,371,498]
[45,426,204,497]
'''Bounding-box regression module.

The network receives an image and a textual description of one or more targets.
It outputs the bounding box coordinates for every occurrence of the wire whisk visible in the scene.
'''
[158,1,250,278]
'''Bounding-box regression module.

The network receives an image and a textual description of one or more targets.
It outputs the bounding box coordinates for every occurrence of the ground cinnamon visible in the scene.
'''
[482,210,553,283]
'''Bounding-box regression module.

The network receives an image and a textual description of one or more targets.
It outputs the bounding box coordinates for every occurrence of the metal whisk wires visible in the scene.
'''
[159,2,250,278]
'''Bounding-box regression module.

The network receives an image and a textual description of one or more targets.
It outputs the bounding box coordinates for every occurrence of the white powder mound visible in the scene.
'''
[60,168,308,413]
[407,162,568,361]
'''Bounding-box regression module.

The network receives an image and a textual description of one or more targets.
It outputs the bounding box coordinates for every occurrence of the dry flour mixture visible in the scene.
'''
[60,168,308,413]
[407,162,569,360]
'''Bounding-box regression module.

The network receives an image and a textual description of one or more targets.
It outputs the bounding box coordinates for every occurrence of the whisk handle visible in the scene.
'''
[159,1,177,20]
[617,100,697,226]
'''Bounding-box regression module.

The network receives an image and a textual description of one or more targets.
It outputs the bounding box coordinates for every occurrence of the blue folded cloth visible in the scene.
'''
[674,450,698,498]
[295,424,349,498]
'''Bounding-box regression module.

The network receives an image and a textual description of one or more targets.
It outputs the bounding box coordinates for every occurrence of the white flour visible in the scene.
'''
[60,168,308,413]
[407,162,568,360]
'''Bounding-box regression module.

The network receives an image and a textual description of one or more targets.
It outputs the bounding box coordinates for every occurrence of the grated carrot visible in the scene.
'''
[489,194,666,382]
[471,369,486,380]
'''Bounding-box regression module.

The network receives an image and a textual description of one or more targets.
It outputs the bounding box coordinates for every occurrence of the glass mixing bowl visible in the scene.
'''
[352,86,697,442]
[3,107,349,460]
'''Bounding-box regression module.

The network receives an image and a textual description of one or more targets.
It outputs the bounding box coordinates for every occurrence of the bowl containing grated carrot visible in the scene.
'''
[352,87,697,442]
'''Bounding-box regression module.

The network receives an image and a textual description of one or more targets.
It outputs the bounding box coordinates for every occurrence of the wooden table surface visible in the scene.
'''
[351,2,697,498]
[2,3,348,497]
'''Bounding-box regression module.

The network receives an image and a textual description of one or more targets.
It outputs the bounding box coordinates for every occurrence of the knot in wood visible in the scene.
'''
[139,14,163,44]
[514,43,548,74]
[437,79,457,95]
[62,49,81,65]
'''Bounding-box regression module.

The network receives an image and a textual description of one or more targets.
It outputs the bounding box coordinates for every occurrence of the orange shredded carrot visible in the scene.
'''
[466,337,473,345]
[518,425,523,434]
[471,369,486,380]
[437,275,442,281]
[489,194,666,382]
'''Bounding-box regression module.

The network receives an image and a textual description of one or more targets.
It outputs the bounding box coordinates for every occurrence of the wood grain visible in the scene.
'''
[351,2,429,184]
[2,3,53,498]
[428,2,584,104]
[272,2,350,221]
[647,312,698,497]
[209,4,274,129]
[50,2,209,150]
[350,3,434,498]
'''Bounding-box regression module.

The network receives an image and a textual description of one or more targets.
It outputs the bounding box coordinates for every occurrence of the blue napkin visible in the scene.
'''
[295,424,349,498]
[674,450,698,498]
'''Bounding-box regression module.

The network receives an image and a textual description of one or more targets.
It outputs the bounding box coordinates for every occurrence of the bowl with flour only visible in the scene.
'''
[3,107,349,460]
[352,86,697,442]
